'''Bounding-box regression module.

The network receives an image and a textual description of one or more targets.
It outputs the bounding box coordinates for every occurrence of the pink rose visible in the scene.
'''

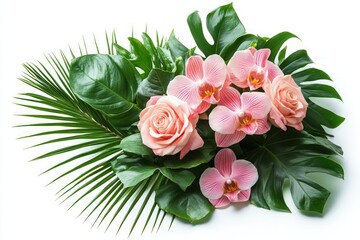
[138,95,204,159]
[264,75,308,131]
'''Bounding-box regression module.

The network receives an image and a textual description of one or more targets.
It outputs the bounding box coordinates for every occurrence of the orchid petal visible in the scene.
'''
[237,189,251,202]
[241,92,271,119]
[254,48,270,68]
[215,131,246,147]
[218,86,241,111]
[209,106,238,134]
[255,117,270,134]
[231,160,258,190]
[167,76,201,109]
[210,196,231,208]
[186,55,203,81]
[214,148,236,177]
[193,101,211,114]
[203,54,227,87]
[266,61,283,81]
[199,168,225,200]
[239,121,258,135]
[228,50,255,88]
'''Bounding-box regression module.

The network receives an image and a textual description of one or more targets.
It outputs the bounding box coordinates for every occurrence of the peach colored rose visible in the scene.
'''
[264,75,308,131]
[138,95,204,159]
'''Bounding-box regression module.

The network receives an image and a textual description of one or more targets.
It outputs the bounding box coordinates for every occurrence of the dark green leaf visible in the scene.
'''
[249,128,344,214]
[292,68,332,84]
[188,3,245,56]
[119,133,154,156]
[306,102,345,129]
[167,32,190,61]
[279,50,313,74]
[69,54,141,129]
[301,84,342,100]
[159,168,196,191]
[128,37,153,76]
[277,46,287,64]
[155,183,214,223]
[264,31,298,62]
[111,156,156,188]
[136,68,174,108]
[220,34,258,61]
[162,140,216,169]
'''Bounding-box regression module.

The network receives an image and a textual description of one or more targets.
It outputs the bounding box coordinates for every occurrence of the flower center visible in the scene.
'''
[248,68,265,89]
[198,82,216,100]
[223,179,239,193]
[238,112,255,129]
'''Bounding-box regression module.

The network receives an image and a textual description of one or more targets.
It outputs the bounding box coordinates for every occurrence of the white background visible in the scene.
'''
[1,0,360,239]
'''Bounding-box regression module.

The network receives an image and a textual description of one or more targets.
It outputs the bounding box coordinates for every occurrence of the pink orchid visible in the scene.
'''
[227,47,283,90]
[199,148,258,208]
[209,87,271,147]
[167,54,227,113]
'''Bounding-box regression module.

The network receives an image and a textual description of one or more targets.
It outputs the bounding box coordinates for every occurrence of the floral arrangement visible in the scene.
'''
[17,3,344,236]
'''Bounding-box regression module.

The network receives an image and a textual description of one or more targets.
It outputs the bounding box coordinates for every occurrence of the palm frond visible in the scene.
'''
[16,33,172,236]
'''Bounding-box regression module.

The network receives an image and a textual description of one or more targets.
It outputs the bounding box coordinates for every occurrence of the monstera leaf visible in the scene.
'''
[248,128,343,213]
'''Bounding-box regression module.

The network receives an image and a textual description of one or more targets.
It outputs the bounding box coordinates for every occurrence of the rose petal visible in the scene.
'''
[237,189,251,202]
[199,168,225,200]
[231,160,258,190]
[179,130,204,159]
[241,92,271,119]
[227,50,255,88]
[254,48,270,68]
[203,54,227,87]
[186,55,204,81]
[209,106,238,134]
[210,196,231,208]
[214,148,236,177]
[167,76,201,109]
[215,131,246,147]
[218,86,241,112]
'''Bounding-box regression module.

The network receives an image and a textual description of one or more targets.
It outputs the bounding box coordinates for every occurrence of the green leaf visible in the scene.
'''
[119,133,154,156]
[188,3,245,56]
[219,34,258,61]
[136,68,174,108]
[128,37,153,75]
[155,183,214,223]
[162,140,216,169]
[167,32,190,61]
[277,46,287,64]
[279,49,313,74]
[301,84,342,100]
[111,156,156,188]
[264,31,298,62]
[305,102,345,129]
[69,54,141,129]
[249,128,344,214]
[159,168,196,191]
[292,68,332,84]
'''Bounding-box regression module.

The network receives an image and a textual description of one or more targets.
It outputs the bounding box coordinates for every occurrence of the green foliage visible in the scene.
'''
[248,128,343,213]
[155,183,214,223]
[69,54,141,130]
[119,133,154,156]
[188,3,246,56]
[17,33,173,236]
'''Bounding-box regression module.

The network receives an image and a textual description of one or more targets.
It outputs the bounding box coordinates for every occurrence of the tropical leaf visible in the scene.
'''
[16,32,172,236]
[247,128,343,213]
[187,3,246,56]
